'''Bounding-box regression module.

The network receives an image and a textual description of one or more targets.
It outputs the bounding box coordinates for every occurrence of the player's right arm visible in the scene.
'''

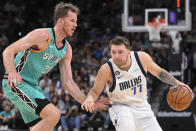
[2,29,49,87]
[139,52,194,98]
[81,63,111,113]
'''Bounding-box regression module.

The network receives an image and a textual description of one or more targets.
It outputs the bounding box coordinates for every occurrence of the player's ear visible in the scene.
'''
[128,49,131,54]
[57,18,63,24]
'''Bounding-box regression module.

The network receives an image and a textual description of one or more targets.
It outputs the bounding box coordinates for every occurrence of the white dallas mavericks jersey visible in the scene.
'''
[106,51,149,107]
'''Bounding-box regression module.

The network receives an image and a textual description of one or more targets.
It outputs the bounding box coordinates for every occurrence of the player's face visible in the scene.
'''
[62,11,77,37]
[111,44,130,66]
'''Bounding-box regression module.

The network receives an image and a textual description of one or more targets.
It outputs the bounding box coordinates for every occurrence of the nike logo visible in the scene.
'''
[117,74,124,79]
[50,45,54,48]
[131,68,139,73]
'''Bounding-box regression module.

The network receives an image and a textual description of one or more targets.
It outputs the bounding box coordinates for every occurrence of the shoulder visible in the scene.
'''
[98,63,112,77]
[95,63,111,82]
[137,51,153,68]
[137,51,150,58]
[100,63,110,72]
[67,41,72,50]
[137,51,152,61]
[26,28,50,41]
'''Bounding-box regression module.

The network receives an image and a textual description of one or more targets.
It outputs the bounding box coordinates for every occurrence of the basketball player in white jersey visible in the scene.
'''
[81,36,194,131]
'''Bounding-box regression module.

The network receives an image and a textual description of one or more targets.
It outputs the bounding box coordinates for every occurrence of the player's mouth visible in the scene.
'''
[71,28,75,32]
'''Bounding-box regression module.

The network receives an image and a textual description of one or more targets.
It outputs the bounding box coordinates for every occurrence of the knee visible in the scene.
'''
[49,108,60,123]
[41,106,61,124]
[40,104,61,125]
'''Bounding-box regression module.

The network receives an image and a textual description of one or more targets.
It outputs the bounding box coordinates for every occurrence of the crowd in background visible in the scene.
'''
[0,0,196,130]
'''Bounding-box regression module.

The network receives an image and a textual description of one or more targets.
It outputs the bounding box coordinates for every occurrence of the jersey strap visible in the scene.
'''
[107,61,116,92]
[134,51,147,77]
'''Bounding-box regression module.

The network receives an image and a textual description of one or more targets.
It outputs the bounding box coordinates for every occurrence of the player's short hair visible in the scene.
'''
[54,2,80,24]
[109,36,130,50]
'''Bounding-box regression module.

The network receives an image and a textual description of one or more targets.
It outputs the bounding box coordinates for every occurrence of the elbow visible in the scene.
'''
[2,47,12,59]
[2,49,7,58]
[2,49,8,62]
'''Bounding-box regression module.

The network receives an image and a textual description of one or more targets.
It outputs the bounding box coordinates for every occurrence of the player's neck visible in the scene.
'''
[53,26,65,44]
[118,58,131,71]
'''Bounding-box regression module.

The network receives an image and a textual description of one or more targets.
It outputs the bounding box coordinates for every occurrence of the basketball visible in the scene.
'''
[167,86,192,111]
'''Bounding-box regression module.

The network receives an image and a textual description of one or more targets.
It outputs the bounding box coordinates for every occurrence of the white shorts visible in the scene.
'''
[109,104,162,131]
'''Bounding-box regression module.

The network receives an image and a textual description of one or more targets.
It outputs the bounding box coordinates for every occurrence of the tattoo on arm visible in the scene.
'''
[159,70,178,86]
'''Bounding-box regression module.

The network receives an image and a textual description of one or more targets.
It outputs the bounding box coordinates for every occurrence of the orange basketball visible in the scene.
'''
[167,86,192,111]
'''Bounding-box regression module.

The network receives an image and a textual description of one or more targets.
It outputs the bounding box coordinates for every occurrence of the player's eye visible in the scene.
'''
[71,19,75,22]
[118,51,123,54]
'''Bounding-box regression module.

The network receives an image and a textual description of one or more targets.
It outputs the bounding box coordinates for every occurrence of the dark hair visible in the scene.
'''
[109,36,130,50]
[54,2,80,24]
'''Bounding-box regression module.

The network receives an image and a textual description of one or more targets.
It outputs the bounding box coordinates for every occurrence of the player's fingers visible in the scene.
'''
[81,104,85,110]
[20,77,23,84]
[18,75,23,84]
[97,98,111,104]
[81,103,88,111]
[89,106,94,113]
[17,77,20,85]
[185,85,193,94]
[84,104,89,112]
[82,104,88,111]
[94,103,108,110]
[17,79,20,85]
[13,78,17,87]
[9,76,15,88]
[99,105,107,110]
[101,100,111,105]
[184,85,194,99]
[88,102,95,113]
[7,75,13,87]
[88,104,94,113]
[7,77,10,87]
[101,104,108,110]
[10,80,13,88]
[96,104,107,110]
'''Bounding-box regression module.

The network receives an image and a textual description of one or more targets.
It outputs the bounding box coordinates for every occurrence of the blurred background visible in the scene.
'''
[0,0,196,131]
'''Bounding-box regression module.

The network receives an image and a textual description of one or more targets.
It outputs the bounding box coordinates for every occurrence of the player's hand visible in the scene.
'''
[7,71,23,88]
[177,81,194,100]
[81,95,95,113]
[93,97,111,110]
[81,97,111,113]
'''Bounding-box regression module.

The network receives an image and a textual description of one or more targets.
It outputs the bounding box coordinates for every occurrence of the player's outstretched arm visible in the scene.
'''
[81,64,111,113]
[139,52,194,97]
[2,29,49,87]
[59,45,110,110]
[59,44,86,104]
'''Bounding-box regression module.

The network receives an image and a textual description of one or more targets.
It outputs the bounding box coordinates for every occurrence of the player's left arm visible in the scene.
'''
[59,44,110,109]
[81,64,111,113]
[139,52,194,97]
[59,43,86,104]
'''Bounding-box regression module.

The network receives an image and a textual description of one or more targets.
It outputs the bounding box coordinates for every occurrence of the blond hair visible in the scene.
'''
[54,2,79,24]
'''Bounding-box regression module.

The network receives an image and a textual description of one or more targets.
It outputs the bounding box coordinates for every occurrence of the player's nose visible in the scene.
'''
[115,53,119,58]
[73,22,77,28]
